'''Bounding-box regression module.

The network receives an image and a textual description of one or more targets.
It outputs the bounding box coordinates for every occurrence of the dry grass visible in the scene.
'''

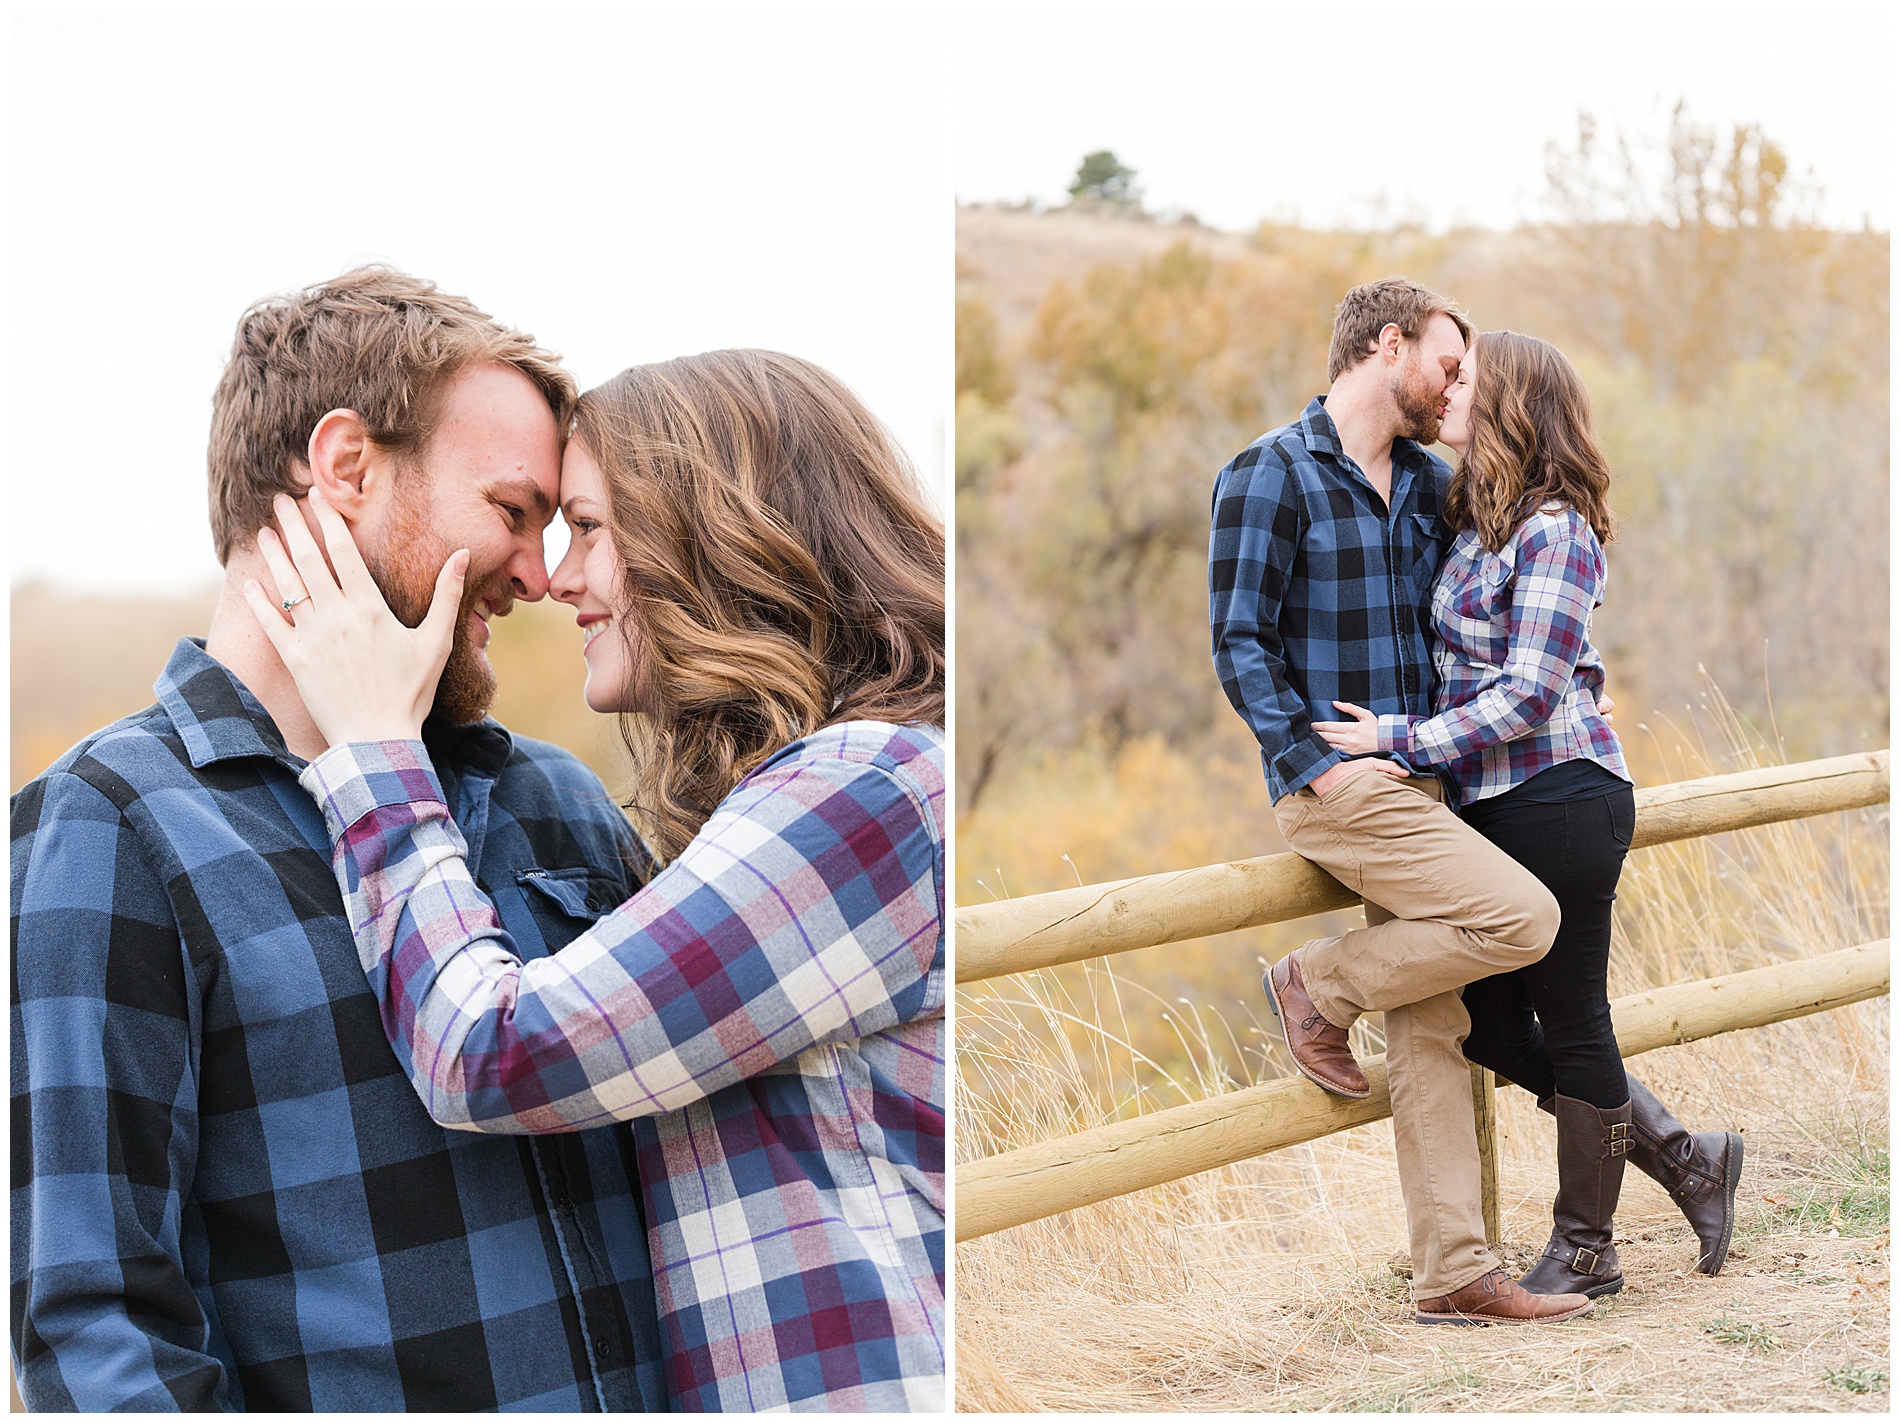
[954,708,1889,1411]
[956,1024,1888,1412]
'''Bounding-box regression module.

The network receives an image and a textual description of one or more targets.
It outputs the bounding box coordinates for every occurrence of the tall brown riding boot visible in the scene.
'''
[1520,1094,1632,1298]
[1537,1075,1743,1275]
[1623,1074,1744,1274]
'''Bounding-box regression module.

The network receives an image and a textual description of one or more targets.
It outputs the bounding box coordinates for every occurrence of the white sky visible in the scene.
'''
[9,8,949,594]
[7,4,1891,594]
[953,2,1894,232]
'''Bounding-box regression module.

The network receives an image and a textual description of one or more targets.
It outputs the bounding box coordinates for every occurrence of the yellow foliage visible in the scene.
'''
[956,294,1015,405]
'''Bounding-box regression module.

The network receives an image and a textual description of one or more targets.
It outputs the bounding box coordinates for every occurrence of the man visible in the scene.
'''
[1209,277,1588,1326]
[12,269,670,1408]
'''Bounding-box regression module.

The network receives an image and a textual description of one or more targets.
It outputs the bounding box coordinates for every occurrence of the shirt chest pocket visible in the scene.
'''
[511,866,622,956]
[1448,547,1515,627]
[1405,511,1446,601]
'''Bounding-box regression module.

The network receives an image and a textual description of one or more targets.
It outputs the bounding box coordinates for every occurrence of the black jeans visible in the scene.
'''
[1457,779,1637,1110]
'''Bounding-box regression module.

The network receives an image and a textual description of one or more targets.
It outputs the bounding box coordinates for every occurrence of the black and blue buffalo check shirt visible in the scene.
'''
[1210,397,1451,801]
[11,638,671,1412]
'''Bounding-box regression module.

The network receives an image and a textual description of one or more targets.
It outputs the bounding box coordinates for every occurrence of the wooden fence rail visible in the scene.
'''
[957,940,1890,1242]
[955,751,1890,985]
[955,752,1891,1245]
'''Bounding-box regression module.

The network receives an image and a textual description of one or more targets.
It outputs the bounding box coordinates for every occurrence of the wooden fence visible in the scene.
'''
[955,751,1890,1244]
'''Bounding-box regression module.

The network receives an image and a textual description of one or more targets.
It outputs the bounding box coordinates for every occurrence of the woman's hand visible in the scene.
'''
[1313,700,1380,756]
[241,489,468,747]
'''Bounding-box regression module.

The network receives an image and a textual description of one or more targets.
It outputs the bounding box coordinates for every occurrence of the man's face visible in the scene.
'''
[364,363,563,724]
[1392,312,1468,444]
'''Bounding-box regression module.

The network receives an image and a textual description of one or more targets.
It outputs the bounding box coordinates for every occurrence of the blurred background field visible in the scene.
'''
[955,105,1888,1411]
[10,587,629,798]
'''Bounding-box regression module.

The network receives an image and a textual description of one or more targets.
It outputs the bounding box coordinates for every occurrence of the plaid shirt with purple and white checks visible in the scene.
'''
[1375,506,1629,804]
[300,720,946,1413]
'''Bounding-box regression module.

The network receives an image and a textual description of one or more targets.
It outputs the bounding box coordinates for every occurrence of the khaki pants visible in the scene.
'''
[1274,770,1560,1298]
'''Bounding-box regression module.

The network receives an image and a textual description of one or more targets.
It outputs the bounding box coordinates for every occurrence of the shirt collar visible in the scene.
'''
[423,712,515,778]
[155,638,297,770]
[1300,395,1436,482]
[1298,396,1345,459]
[154,637,514,774]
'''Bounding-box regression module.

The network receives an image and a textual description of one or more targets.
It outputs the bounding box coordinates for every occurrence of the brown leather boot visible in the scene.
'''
[1624,1075,1744,1274]
[1414,1268,1593,1325]
[1538,1075,1743,1275]
[1521,1095,1632,1299]
[1263,945,1369,1098]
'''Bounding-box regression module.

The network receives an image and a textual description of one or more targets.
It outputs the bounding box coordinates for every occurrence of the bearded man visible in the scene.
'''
[11,269,670,1409]
[1209,278,1585,1326]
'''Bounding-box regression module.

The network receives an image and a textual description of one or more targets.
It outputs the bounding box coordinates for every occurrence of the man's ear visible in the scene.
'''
[306,409,390,520]
[1376,323,1406,365]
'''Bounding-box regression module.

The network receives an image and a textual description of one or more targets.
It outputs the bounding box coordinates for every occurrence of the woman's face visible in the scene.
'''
[549,438,643,713]
[1437,345,1478,456]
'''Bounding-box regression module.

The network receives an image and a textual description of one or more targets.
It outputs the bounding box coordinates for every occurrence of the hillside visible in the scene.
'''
[958,206,1253,342]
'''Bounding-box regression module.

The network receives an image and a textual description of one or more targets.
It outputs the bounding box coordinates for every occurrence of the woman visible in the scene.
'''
[1314,331,1743,1298]
[244,350,945,1411]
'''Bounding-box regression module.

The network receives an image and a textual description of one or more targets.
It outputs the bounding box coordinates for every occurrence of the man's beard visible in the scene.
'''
[1393,355,1445,444]
[371,483,502,726]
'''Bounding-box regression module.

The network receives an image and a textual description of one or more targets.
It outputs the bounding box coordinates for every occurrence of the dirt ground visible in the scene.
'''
[955,1037,1889,1413]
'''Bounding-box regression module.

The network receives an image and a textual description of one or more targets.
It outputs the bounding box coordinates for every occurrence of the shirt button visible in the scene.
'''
[553,1197,574,1215]
[595,1338,612,1362]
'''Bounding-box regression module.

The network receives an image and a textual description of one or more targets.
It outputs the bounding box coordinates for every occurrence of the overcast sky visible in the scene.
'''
[10,8,948,594]
[954,2,1893,232]
[8,5,1891,595]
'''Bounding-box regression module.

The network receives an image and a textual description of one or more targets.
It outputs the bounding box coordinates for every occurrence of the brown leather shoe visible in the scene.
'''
[1263,946,1369,1099]
[1414,1268,1594,1326]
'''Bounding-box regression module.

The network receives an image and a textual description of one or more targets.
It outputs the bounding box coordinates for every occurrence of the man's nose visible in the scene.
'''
[508,540,552,603]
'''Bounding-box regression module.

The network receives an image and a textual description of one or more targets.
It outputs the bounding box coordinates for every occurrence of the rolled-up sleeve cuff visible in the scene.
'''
[1275,734,1344,797]
[1376,715,1418,757]
[300,740,449,842]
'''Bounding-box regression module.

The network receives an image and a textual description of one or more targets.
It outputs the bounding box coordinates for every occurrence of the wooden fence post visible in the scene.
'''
[1470,1065,1501,1247]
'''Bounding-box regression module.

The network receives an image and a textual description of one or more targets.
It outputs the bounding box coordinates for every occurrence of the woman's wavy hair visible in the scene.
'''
[573,349,945,863]
[1444,330,1617,552]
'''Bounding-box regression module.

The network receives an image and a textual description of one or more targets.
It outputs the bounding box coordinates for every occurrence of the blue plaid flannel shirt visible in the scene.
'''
[11,639,671,1412]
[1210,397,1452,801]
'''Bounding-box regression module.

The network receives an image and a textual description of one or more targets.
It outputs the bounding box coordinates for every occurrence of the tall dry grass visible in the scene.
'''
[955,700,1889,1411]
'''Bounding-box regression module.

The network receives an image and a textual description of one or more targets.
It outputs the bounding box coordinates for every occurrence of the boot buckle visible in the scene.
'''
[1608,1123,1631,1156]
[1571,1247,1600,1275]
